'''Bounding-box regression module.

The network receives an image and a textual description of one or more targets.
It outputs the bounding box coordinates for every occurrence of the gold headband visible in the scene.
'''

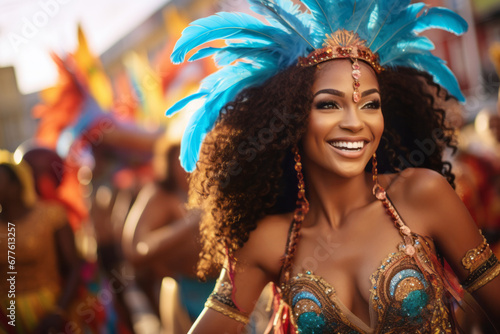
[298,29,384,72]
[299,30,383,102]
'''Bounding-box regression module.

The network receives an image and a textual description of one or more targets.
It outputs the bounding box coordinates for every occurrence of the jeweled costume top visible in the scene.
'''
[279,192,458,333]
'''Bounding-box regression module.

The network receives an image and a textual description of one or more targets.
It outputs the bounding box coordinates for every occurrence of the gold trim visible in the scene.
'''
[205,297,250,325]
[298,29,384,73]
[462,232,491,272]
[466,263,500,293]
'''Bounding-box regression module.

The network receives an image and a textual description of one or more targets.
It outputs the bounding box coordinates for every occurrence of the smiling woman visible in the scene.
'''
[165,0,500,333]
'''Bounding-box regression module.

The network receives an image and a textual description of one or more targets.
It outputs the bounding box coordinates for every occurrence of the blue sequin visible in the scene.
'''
[389,269,428,296]
[401,290,429,318]
[297,312,326,334]
[293,291,322,308]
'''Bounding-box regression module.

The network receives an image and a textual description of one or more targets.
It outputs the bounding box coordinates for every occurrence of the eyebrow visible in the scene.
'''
[361,88,380,97]
[313,89,344,97]
[313,88,380,98]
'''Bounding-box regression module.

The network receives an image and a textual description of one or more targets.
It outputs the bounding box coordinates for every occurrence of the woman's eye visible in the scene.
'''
[316,101,340,109]
[362,100,381,109]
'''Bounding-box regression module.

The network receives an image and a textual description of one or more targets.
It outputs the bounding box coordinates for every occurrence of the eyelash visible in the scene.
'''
[316,101,340,109]
[362,100,381,109]
[315,99,381,110]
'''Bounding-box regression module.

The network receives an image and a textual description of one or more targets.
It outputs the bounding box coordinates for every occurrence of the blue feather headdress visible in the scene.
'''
[167,0,468,172]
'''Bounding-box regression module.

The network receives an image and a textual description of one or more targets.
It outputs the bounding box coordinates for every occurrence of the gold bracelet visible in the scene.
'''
[462,253,500,293]
[462,232,491,272]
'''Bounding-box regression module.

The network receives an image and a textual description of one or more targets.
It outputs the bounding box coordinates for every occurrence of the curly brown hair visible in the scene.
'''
[189,64,458,280]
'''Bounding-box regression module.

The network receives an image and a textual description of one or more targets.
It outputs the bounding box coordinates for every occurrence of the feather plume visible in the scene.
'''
[166,92,207,117]
[179,62,275,171]
[391,53,465,102]
[167,0,469,170]
[413,7,468,35]
[171,12,281,64]
[300,0,341,36]
[248,0,313,48]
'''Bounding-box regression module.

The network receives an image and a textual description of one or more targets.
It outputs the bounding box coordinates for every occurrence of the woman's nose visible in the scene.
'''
[339,108,364,132]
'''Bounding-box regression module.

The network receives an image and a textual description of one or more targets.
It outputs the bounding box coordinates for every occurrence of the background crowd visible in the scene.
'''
[0,0,499,333]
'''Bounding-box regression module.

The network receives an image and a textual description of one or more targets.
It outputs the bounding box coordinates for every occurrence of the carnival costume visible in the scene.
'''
[167,0,500,333]
[0,151,66,333]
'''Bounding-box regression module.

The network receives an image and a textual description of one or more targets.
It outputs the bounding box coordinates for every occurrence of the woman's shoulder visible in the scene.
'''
[382,168,460,236]
[384,167,453,206]
[236,212,293,279]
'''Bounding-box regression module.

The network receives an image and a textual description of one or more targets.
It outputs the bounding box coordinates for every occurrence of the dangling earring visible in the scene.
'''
[372,153,378,186]
[372,153,385,200]
[282,146,310,283]
[293,145,309,221]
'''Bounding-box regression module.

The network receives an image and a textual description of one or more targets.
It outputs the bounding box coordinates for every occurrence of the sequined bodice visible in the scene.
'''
[279,190,459,334]
[281,234,456,334]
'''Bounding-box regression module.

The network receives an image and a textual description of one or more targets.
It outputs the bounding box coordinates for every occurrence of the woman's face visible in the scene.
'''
[302,59,384,178]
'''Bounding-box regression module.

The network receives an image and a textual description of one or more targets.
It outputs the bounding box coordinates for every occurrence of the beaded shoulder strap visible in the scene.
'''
[373,183,417,256]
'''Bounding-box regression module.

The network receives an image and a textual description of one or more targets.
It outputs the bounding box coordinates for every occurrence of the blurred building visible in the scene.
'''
[0,66,27,151]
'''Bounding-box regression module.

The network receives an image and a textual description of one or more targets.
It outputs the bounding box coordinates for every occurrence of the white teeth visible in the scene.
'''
[330,140,365,151]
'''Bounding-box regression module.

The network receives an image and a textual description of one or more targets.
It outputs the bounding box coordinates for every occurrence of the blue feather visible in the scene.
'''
[171,12,282,64]
[188,47,221,62]
[391,53,465,102]
[300,0,336,35]
[364,0,411,48]
[379,37,435,64]
[166,92,207,117]
[189,40,279,64]
[180,63,276,171]
[372,4,466,54]
[248,0,313,48]
[413,7,468,35]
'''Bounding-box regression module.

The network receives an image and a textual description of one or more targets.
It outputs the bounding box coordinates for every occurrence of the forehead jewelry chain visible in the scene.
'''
[352,59,361,103]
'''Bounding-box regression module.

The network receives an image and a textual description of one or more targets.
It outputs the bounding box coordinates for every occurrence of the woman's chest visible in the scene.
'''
[282,235,455,334]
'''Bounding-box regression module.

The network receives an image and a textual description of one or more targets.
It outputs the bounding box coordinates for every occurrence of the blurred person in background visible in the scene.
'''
[122,128,215,334]
[0,150,82,334]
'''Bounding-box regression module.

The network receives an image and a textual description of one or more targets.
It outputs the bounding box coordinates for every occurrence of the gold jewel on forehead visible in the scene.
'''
[298,30,383,103]
[351,58,361,103]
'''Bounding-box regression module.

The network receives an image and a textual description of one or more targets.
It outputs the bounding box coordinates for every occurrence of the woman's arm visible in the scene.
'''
[404,168,500,330]
[122,184,197,270]
[189,214,290,334]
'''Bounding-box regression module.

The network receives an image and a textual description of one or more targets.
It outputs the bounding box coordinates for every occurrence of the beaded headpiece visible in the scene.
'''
[298,29,383,72]
[167,0,468,172]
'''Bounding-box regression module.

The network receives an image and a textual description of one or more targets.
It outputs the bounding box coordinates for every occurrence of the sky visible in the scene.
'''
[0,0,170,94]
